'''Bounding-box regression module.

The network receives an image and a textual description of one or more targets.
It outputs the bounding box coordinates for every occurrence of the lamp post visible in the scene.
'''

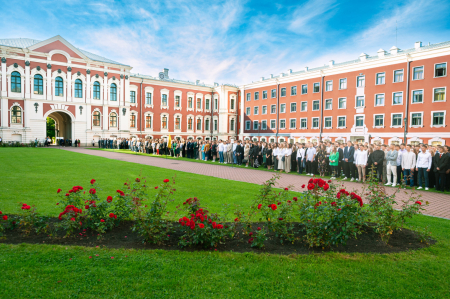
[403,117,407,143]
[34,102,39,113]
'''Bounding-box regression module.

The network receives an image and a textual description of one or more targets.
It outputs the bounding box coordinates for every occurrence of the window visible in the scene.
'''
[34,74,43,95]
[338,116,346,128]
[245,121,251,130]
[312,100,319,111]
[246,93,250,101]
[214,119,218,131]
[394,70,404,82]
[175,117,181,130]
[376,73,385,85]
[291,86,297,95]
[435,63,447,77]
[253,120,259,130]
[110,83,117,101]
[188,118,193,130]
[146,115,152,128]
[254,106,259,115]
[196,119,201,130]
[110,112,117,127]
[301,102,307,111]
[356,96,364,107]
[262,105,267,114]
[271,105,276,114]
[412,90,423,103]
[434,88,445,102]
[393,92,403,105]
[281,88,286,97]
[301,84,307,94]
[230,119,235,131]
[261,120,267,130]
[356,116,364,127]
[55,76,64,96]
[339,78,347,89]
[175,96,180,108]
[196,98,201,109]
[313,83,320,93]
[432,112,444,126]
[411,113,422,126]
[93,82,101,99]
[262,90,267,99]
[230,98,235,110]
[357,76,365,87]
[188,97,193,108]
[325,99,332,110]
[246,107,250,115]
[130,114,136,128]
[146,92,152,105]
[374,115,384,127]
[375,94,384,106]
[290,118,296,128]
[301,118,307,129]
[93,111,100,126]
[312,118,319,128]
[279,119,285,129]
[290,103,297,112]
[278,104,285,113]
[324,117,332,128]
[129,91,136,103]
[11,106,21,123]
[325,80,332,91]
[11,71,21,93]
[161,94,167,106]
[205,119,210,130]
[254,92,259,100]
[413,66,424,80]
[271,89,276,98]
[392,114,402,127]
[338,98,346,109]
[162,116,168,129]
[74,79,82,98]
[214,98,218,110]
[205,98,210,110]
[270,120,276,129]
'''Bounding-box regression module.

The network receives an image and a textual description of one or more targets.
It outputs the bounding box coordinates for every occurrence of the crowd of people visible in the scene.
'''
[97,137,450,193]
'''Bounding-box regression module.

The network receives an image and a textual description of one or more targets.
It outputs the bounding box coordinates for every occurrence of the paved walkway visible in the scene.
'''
[63,148,450,220]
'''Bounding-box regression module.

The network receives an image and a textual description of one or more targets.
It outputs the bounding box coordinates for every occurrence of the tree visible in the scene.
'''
[46,117,56,138]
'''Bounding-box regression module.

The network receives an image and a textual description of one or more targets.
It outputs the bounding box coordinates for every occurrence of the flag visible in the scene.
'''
[168,135,172,149]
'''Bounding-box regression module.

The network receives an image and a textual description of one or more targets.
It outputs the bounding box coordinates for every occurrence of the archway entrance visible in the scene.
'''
[47,111,72,141]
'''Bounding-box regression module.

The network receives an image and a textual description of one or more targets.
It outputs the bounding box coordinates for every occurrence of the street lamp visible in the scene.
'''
[403,117,407,143]
[34,102,39,113]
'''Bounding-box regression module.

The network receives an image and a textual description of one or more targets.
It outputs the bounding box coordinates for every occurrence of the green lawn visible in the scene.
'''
[0,148,450,298]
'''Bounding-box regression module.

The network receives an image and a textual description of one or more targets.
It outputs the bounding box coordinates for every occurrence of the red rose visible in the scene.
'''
[2,215,7,221]
[199,223,205,228]
[100,219,105,222]
[65,193,69,197]
[164,179,170,183]
[328,180,332,183]
[57,188,62,193]
[107,196,113,203]
[415,201,422,205]
[89,188,96,195]
[85,205,89,209]
[155,186,158,189]
[56,203,59,205]
[307,183,315,190]
[284,188,288,191]
[336,193,341,199]
[337,208,341,211]
[257,227,261,231]
[278,217,283,220]
[308,178,314,184]
[70,218,76,221]
[301,184,305,188]
[248,238,254,243]
[249,232,253,236]
[293,197,298,201]
[90,179,96,185]
[234,218,239,222]
[257,204,262,209]
[135,178,140,182]
[0,211,2,214]
[331,201,337,206]
[109,213,116,218]
[323,184,329,191]
[271,204,277,211]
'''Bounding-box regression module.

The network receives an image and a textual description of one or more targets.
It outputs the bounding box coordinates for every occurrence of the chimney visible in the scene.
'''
[377,48,386,58]
[415,41,422,49]
[359,53,368,61]
[287,69,292,75]
[390,46,399,55]
[214,82,219,87]
[280,72,284,77]
[260,77,264,81]
[163,68,169,78]
[270,74,273,78]
[329,60,334,67]
[304,67,308,72]
[196,80,200,85]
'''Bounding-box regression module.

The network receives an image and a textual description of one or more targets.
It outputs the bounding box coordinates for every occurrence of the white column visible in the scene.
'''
[66,71,72,102]
[118,78,123,107]
[86,73,91,103]
[239,87,245,137]
[25,63,30,99]
[1,98,7,127]
[103,105,108,131]
[103,74,108,105]
[1,58,6,97]
[47,67,52,101]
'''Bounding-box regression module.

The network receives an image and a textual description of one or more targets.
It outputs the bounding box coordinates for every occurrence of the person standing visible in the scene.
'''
[385,144,399,186]
[266,144,273,170]
[232,140,238,164]
[273,143,279,170]
[416,145,432,190]
[218,140,224,163]
[433,146,449,192]
[343,141,355,181]
[244,144,250,167]
[277,143,286,171]
[401,145,416,188]
[235,141,242,165]
[284,143,292,173]
[297,143,305,174]
[306,143,316,176]
[329,145,339,179]
[356,145,368,182]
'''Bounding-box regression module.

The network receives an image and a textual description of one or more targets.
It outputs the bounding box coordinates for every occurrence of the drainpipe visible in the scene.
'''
[140,78,143,138]
[319,71,324,142]
[276,80,280,141]
[404,55,411,144]
[211,89,214,140]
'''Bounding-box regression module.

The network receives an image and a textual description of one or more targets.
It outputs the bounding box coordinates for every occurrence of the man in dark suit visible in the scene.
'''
[236,141,243,165]
[434,146,449,192]
[186,140,191,158]
[343,141,355,181]
[337,143,344,177]
[194,140,199,159]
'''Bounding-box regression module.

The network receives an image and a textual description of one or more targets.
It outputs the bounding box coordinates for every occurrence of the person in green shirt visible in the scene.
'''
[329,145,340,179]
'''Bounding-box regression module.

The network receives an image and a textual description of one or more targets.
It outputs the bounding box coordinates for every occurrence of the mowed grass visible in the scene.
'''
[0,148,450,298]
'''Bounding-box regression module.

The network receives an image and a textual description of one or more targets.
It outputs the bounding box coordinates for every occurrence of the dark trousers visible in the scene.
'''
[306,160,313,174]
[297,158,303,174]
[352,163,358,179]
[344,161,352,178]
[338,161,343,176]
[418,168,429,188]
[397,165,402,184]
[435,172,447,191]
[403,169,414,187]
[237,154,242,165]
[331,165,339,177]
[375,163,383,182]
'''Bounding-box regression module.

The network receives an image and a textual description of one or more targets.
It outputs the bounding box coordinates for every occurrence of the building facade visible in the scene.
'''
[0,36,449,146]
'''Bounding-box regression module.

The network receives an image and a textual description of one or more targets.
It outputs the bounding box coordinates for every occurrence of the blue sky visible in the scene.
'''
[1,0,450,85]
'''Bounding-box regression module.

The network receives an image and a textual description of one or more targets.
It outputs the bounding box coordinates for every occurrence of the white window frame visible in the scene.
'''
[392,91,403,106]
[291,86,297,96]
[253,120,259,130]
[357,76,365,87]
[174,90,182,110]
[432,87,446,103]
[254,91,259,101]
[411,89,424,104]
[373,113,385,128]
[355,96,365,108]
[281,87,286,97]
[246,93,251,101]
[262,90,267,99]
[412,65,424,80]
[375,93,385,107]
[324,116,332,129]
[337,115,346,129]
[261,120,267,130]
[390,112,403,128]
[325,80,333,92]
[355,115,365,128]
[246,107,251,116]
[245,120,251,131]
[376,72,385,85]
[434,62,447,78]
[409,111,424,128]
[431,110,446,128]
[270,119,276,129]
[289,118,296,129]
[271,89,276,98]
[280,103,286,113]
[313,82,320,93]
[324,99,332,110]
[254,106,259,115]
[290,102,297,112]
[338,97,346,109]
[339,78,347,90]
[262,105,267,115]
[301,101,307,112]
[279,119,286,130]
[312,100,320,111]
[393,69,404,83]
[301,84,307,94]
[160,89,169,109]
[312,117,319,129]
[300,117,308,129]
[270,104,276,114]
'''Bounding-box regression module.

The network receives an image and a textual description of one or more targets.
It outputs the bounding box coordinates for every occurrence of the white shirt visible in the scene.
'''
[218,143,224,152]
[232,143,238,151]
[401,151,416,169]
[297,148,305,159]
[278,148,286,156]
[353,149,359,164]
[306,147,316,161]
[273,148,278,156]
[285,148,292,155]
[355,150,368,165]
[396,150,403,166]
[416,152,432,169]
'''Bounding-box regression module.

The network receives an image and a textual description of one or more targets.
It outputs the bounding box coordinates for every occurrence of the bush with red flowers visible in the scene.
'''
[17,203,49,236]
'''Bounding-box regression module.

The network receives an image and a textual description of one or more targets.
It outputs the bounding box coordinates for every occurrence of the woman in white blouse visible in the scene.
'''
[356,145,369,182]
[284,143,292,173]
[273,144,279,170]
[278,143,285,171]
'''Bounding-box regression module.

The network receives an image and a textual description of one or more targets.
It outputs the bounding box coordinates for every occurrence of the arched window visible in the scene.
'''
[175,117,181,129]
[145,115,152,128]
[162,94,168,106]
[205,99,210,110]
[11,106,22,123]
[130,114,136,128]
[93,82,100,99]
[230,119,235,131]
[11,71,21,93]
[205,119,210,130]
[34,74,43,95]
[110,112,117,127]
[197,98,201,109]
[196,118,202,130]
[55,76,64,96]
[214,98,218,110]
[110,83,117,101]
[93,111,101,126]
[188,97,193,108]
[188,118,193,130]
[75,79,83,98]
[162,116,168,129]
[230,99,235,110]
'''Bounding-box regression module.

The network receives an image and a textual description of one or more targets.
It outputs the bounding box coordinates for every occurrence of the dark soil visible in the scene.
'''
[0,220,435,255]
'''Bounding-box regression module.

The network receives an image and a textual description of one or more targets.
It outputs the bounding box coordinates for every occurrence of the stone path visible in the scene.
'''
[62,148,450,220]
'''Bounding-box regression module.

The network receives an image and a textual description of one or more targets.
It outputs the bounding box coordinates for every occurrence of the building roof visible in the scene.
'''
[0,38,128,66]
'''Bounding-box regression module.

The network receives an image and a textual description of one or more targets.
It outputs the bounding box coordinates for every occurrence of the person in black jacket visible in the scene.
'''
[370,145,385,182]
[434,146,449,192]
[337,143,344,177]
[236,141,243,165]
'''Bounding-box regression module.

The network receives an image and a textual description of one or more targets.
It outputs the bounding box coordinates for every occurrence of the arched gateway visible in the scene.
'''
[46,110,73,140]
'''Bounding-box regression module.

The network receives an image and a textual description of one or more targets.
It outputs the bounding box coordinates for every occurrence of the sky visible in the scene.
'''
[1,0,450,85]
